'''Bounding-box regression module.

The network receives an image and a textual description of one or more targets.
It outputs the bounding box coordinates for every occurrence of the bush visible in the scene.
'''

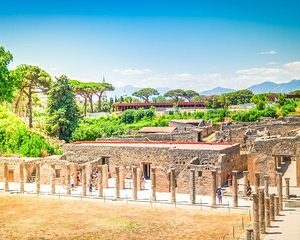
[0,106,60,157]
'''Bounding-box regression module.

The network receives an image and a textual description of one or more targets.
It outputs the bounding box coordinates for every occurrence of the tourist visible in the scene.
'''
[88,181,93,195]
[246,181,252,200]
[70,174,75,190]
[227,174,232,192]
[216,186,223,204]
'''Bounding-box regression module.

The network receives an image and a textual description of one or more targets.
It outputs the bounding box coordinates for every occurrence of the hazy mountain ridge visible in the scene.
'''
[107,80,300,98]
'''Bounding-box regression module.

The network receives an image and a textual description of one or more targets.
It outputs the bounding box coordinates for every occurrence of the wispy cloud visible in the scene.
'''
[258,50,277,55]
[113,68,152,76]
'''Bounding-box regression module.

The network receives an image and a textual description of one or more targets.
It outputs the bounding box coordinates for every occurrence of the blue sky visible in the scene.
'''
[1,0,300,91]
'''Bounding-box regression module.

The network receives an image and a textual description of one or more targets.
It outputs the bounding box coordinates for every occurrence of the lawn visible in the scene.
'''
[0,195,250,240]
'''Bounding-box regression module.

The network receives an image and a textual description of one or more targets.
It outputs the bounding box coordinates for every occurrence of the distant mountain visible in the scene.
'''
[247,80,300,94]
[107,80,300,99]
[200,87,236,96]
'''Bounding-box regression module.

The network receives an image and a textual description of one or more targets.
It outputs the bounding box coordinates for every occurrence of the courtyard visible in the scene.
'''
[0,195,249,240]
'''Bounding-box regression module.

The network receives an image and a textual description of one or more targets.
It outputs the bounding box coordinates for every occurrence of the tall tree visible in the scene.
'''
[132,88,159,102]
[0,46,19,102]
[12,65,52,128]
[184,90,199,102]
[94,79,114,111]
[46,75,80,142]
[164,89,186,102]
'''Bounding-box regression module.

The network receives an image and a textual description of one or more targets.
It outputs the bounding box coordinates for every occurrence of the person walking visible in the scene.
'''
[217,186,223,205]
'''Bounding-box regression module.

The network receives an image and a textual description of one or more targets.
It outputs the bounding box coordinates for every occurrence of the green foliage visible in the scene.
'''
[251,94,268,110]
[46,75,80,142]
[0,46,19,102]
[164,89,186,102]
[231,107,277,122]
[132,88,159,102]
[0,106,60,157]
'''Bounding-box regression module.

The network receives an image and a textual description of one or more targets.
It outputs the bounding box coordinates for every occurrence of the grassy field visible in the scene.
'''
[0,195,250,240]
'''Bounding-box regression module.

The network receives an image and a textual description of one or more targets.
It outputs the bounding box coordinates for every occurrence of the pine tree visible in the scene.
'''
[46,75,80,142]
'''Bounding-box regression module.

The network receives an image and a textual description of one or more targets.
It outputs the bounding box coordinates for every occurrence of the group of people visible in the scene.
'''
[216,174,253,205]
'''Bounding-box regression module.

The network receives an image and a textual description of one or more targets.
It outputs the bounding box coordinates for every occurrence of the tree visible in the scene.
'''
[132,88,159,102]
[0,46,19,102]
[251,94,268,110]
[46,75,80,142]
[164,89,186,102]
[12,65,52,128]
[94,78,114,111]
[184,90,199,102]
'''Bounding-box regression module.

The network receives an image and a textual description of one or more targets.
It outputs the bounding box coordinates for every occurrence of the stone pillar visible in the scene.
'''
[73,163,78,186]
[66,164,71,195]
[232,170,238,207]
[274,196,280,216]
[115,166,120,199]
[270,194,275,221]
[151,167,156,201]
[265,197,270,228]
[189,169,196,204]
[277,156,282,168]
[169,168,176,203]
[243,171,249,197]
[277,172,283,211]
[296,157,300,187]
[50,164,56,195]
[35,162,41,194]
[217,170,222,188]
[263,175,269,197]
[132,166,137,200]
[102,164,109,189]
[137,167,142,191]
[82,165,87,196]
[3,162,8,191]
[252,193,260,240]
[119,166,125,190]
[211,170,217,206]
[259,188,265,234]
[19,161,25,193]
[285,177,290,200]
[254,172,260,194]
[97,165,103,197]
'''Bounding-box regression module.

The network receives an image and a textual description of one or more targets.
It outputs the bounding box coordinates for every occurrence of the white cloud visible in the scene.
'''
[113,68,152,76]
[235,61,300,85]
[258,50,277,55]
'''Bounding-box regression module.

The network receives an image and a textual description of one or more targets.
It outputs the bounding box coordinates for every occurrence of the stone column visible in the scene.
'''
[3,162,8,191]
[102,164,109,189]
[151,167,156,201]
[73,163,78,186]
[277,172,283,211]
[274,196,280,216]
[265,197,270,228]
[119,165,125,190]
[19,161,25,193]
[243,171,249,197]
[189,169,196,204]
[232,170,238,207]
[217,170,222,188]
[285,177,290,200]
[115,166,120,199]
[50,164,56,195]
[211,170,217,206]
[97,165,103,197]
[296,157,300,187]
[270,194,275,221]
[277,156,282,168]
[132,166,138,200]
[137,167,142,191]
[82,165,87,196]
[252,193,260,240]
[169,168,176,203]
[35,162,41,194]
[259,188,265,234]
[263,175,269,197]
[254,172,260,194]
[66,164,71,195]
